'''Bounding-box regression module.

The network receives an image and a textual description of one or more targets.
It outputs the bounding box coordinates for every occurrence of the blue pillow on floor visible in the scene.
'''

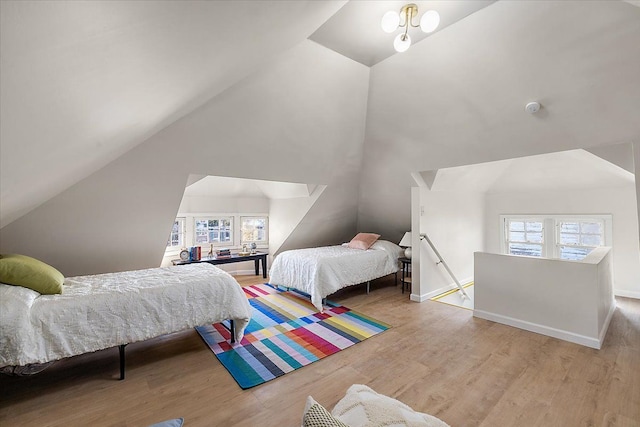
[148,418,184,427]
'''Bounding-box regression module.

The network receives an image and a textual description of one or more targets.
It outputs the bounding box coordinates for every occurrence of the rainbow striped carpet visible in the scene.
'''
[195,283,390,389]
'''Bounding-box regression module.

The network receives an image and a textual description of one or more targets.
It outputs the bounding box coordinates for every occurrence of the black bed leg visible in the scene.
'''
[119,344,127,380]
[230,320,236,343]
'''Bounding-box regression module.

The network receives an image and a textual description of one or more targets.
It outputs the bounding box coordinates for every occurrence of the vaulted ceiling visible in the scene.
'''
[1,1,639,276]
[0,0,346,227]
[2,0,639,228]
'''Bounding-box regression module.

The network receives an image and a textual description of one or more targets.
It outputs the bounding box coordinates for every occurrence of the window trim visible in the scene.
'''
[553,217,609,260]
[165,217,186,254]
[240,215,269,245]
[503,217,546,258]
[193,216,234,247]
[500,214,612,260]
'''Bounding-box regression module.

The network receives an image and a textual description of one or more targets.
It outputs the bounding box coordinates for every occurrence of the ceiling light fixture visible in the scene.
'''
[381,3,440,53]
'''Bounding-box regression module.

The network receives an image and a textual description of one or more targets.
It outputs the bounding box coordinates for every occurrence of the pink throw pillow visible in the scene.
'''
[347,233,380,250]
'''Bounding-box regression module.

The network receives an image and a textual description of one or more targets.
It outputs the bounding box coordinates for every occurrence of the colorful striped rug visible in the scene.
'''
[195,283,390,389]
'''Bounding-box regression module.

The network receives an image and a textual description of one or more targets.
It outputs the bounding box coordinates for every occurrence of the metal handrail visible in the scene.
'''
[420,233,471,300]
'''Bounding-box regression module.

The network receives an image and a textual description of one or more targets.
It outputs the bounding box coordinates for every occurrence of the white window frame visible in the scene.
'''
[165,217,186,254]
[503,217,546,257]
[500,214,612,260]
[193,216,234,247]
[240,216,269,246]
[554,216,610,260]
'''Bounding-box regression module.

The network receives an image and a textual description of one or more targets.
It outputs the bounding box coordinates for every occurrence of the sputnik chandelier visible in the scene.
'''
[381,3,440,52]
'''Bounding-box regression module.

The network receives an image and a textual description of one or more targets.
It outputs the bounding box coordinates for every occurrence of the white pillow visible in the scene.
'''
[370,240,404,258]
[331,384,450,427]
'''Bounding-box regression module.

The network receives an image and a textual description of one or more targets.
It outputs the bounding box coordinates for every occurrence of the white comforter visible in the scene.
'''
[269,240,404,311]
[0,263,251,367]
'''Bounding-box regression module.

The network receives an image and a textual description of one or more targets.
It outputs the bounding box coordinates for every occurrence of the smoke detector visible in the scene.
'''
[525,101,541,114]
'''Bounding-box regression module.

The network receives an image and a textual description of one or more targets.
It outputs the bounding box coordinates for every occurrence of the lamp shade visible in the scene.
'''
[381,10,400,33]
[399,232,412,247]
[393,33,411,52]
[420,10,440,33]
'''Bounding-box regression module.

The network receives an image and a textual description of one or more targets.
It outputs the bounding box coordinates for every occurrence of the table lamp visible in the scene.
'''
[399,232,412,258]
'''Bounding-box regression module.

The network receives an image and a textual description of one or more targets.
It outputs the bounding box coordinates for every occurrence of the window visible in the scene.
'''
[505,219,544,257]
[556,219,604,260]
[241,216,268,244]
[164,213,269,259]
[167,218,185,249]
[501,215,610,261]
[194,217,233,246]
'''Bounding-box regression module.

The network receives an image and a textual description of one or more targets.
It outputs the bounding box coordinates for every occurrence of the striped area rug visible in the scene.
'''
[196,283,390,389]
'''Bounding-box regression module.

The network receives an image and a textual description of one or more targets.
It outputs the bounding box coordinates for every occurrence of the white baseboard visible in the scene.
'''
[410,293,429,302]
[615,289,640,299]
[599,301,616,345]
[473,309,606,349]
[410,276,474,303]
[226,269,262,277]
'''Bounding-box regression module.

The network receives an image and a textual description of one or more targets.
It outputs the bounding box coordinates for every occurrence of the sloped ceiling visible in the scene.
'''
[182,176,315,200]
[0,0,347,227]
[1,1,639,275]
[425,149,635,194]
[358,0,640,240]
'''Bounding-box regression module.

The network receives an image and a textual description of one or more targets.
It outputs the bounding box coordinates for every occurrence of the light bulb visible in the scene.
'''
[420,10,440,33]
[393,33,411,53]
[381,11,400,33]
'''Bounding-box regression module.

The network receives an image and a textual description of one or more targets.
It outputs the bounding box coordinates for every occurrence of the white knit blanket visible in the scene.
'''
[269,240,403,311]
[0,263,251,367]
[332,384,450,427]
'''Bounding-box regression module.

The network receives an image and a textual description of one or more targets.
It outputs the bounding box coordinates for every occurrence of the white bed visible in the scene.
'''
[268,239,404,311]
[0,263,251,376]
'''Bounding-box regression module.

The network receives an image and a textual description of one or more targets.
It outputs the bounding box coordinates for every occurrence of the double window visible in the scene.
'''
[502,215,610,261]
[195,217,232,245]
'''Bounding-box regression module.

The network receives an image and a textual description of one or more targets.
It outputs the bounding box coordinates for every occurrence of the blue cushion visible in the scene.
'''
[148,418,184,427]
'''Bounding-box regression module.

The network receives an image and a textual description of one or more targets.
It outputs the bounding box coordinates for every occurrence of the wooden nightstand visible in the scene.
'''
[399,257,411,294]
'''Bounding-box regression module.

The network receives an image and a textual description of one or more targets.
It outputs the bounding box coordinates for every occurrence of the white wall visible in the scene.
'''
[269,186,326,257]
[0,40,370,276]
[358,1,640,242]
[415,189,485,300]
[474,248,615,349]
[177,195,269,214]
[484,186,640,298]
[635,142,640,237]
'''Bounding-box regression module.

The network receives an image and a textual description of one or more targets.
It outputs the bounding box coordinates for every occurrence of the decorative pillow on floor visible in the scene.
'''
[302,396,350,427]
[147,418,184,427]
[331,384,450,427]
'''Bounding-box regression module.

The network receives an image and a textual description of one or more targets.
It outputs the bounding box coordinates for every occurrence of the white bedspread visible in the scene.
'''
[0,263,251,367]
[268,240,404,311]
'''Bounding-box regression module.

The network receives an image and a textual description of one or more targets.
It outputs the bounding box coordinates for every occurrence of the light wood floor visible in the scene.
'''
[1,274,639,427]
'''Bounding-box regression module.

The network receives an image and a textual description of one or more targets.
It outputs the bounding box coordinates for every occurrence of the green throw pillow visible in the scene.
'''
[0,254,64,295]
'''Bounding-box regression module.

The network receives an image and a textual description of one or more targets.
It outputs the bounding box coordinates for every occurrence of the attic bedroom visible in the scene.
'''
[1,1,639,426]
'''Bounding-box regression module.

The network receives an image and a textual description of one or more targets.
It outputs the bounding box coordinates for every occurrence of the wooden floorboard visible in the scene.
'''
[1,274,638,426]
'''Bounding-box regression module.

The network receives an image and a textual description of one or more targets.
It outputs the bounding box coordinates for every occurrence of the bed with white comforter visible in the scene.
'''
[0,263,251,369]
[268,240,404,311]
